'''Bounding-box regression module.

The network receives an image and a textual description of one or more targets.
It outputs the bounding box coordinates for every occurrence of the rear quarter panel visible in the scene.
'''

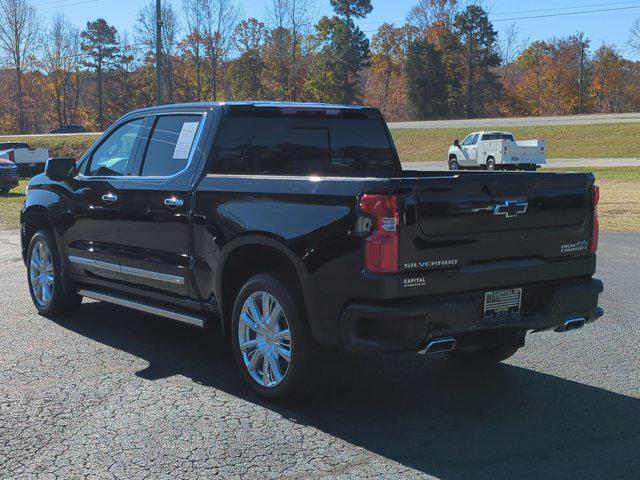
[193,174,398,344]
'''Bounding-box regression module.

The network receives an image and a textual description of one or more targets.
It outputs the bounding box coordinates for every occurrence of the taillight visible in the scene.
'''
[591,185,599,254]
[359,194,399,273]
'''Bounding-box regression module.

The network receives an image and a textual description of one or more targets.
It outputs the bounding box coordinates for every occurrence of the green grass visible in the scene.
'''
[547,167,640,179]
[391,123,640,162]
[0,134,100,160]
[2,122,639,163]
[0,179,27,229]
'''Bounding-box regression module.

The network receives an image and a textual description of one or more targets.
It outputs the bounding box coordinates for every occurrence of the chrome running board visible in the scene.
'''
[78,289,205,328]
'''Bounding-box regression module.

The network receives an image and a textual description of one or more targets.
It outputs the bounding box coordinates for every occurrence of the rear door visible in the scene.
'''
[118,112,207,300]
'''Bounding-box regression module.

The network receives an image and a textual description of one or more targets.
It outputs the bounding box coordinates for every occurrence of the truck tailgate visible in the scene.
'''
[14,148,49,164]
[399,171,595,283]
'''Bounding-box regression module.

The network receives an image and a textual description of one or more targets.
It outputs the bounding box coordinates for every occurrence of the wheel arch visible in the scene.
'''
[21,206,56,264]
[215,234,310,336]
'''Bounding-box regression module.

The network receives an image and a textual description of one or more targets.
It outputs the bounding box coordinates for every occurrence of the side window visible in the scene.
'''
[504,134,515,142]
[462,134,479,146]
[139,115,202,177]
[87,118,146,176]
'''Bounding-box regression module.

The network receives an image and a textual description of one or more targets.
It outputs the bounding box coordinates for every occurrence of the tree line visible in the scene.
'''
[0,0,639,134]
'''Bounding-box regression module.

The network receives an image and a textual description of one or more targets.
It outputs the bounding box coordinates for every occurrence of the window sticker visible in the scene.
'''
[172,122,200,160]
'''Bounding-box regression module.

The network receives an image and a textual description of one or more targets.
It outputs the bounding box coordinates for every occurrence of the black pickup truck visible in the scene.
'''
[21,102,603,398]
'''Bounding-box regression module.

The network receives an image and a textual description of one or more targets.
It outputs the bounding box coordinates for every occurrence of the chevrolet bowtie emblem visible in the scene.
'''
[493,200,528,218]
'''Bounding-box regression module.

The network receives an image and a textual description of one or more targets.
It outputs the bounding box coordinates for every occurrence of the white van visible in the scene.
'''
[448,131,546,171]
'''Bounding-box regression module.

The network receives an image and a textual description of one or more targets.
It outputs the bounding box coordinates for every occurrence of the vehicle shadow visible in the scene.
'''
[53,301,640,479]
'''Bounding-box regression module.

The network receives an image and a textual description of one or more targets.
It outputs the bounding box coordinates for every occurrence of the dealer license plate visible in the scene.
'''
[484,288,522,321]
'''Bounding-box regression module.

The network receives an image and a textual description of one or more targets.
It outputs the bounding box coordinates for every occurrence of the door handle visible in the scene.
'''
[164,197,184,208]
[101,193,118,203]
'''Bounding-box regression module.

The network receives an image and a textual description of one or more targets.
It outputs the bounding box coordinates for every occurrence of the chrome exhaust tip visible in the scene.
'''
[555,317,586,333]
[418,337,456,355]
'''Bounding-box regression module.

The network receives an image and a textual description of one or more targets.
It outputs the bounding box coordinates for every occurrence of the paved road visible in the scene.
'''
[1,230,638,479]
[403,157,640,171]
[389,112,640,129]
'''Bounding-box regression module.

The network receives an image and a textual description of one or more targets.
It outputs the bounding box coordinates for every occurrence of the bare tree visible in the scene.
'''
[111,32,137,116]
[265,0,290,98]
[182,0,208,100]
[499,22,529,81]
[628,19,640,56]
[407,0,458,32]
[41,14,82,128]
[266,0,316,100]
[203,0,241,100]
[286,0,316,100]
[0,0,39,133]
[135,0,180,102]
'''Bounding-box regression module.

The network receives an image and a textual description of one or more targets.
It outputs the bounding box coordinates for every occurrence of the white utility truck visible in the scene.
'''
[448,131,546,171]
[0,142,49,175]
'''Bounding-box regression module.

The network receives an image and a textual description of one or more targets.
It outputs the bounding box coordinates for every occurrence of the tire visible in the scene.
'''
[27,229,82,316]
[448,159,460,171]
[485,158,496,170]
[447,344,520,366]
[231,272,315,400]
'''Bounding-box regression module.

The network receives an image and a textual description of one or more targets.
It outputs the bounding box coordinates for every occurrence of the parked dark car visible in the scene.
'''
[49,124,86,134]
[20,102,604,399]
[0,156,18,194]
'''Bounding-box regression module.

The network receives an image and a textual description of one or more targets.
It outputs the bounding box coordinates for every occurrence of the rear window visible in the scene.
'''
[481,134,514,141]
[211,117,398,175]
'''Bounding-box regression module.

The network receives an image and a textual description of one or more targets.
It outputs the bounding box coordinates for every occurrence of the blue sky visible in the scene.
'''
[38,0,639,58]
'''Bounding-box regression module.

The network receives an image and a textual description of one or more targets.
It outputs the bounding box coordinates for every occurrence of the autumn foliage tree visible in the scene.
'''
[1,0,640,134]
[365,23,412,120]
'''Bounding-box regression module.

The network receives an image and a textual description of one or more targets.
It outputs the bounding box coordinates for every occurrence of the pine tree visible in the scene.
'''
[453,5,501,118]
[329,0,372,20]
[307,0,371,104]
[405,39,448,119]
[81,18,118,129]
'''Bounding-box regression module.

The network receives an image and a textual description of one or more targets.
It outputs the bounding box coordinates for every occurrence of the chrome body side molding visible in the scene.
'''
[68,255,121,274]
[69,255,185,285]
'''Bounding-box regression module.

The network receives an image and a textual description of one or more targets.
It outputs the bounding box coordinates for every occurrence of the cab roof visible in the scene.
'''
[470,131,514,136]
[126,101,383,119]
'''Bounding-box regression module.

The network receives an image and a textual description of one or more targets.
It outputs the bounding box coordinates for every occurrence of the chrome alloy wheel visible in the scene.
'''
[238,291,292,388]
[30,239,54,307]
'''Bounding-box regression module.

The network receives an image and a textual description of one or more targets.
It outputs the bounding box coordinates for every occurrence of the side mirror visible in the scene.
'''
[45,157,77,181]
[453,139,460,147]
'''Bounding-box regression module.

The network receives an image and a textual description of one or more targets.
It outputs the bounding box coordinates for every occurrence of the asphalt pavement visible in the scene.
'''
[0,230,638,479]
[389,112,640,129]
